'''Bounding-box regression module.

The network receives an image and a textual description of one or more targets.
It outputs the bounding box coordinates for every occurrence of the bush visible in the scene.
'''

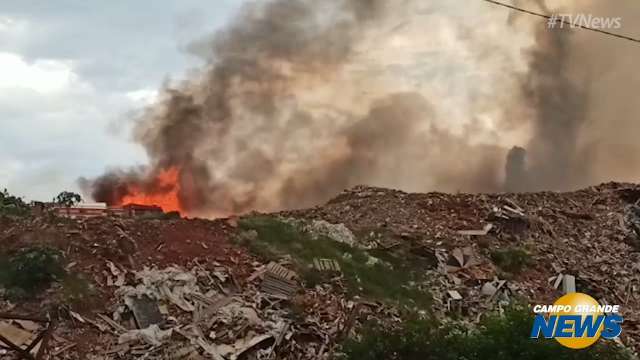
[0,188,30,217]
[340,307,633,360]
[0,247,66,297]
[60,272,96,307]
[490,247,532,274]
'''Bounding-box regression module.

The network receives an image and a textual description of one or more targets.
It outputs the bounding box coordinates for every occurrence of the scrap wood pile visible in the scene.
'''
[2,182,640,358]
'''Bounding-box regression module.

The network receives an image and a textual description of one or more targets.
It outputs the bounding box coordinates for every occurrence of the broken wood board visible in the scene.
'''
[261,273,298,298]
[312,258,341,272]
[457,223,493,236]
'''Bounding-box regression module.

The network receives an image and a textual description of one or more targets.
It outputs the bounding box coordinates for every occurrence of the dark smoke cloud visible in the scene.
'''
[82,0,640,216]
[504,25,589,191]
[86,0,401,215]
[78,166,174,205]
[505,146,527,192]
[505,0,640,191]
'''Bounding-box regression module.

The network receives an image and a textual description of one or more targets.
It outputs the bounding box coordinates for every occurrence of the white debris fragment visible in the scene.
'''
[303,219,357,246]
[214,333,274,360]
[116,266,206,312]
[118,325,173,346]
[106,261,126,287]
[562,274,576,294]
[481,282,498,297]
[447,290,463,300]
[217,302,262,326]
[457,223,493,236]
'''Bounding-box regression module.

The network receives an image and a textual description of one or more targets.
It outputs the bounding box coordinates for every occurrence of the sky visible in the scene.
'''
[0,0,241,201]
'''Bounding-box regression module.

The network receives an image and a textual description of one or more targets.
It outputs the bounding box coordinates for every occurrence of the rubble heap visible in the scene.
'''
[283,182,640,348]
[2,182,640,358]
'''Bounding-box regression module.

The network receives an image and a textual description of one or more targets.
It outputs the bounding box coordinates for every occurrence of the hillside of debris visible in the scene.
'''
[2,183,640,359]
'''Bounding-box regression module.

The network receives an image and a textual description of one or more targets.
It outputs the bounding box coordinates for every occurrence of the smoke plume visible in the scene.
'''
[504,24,589,191]
[81,0,640,216]
[505,0,640,191]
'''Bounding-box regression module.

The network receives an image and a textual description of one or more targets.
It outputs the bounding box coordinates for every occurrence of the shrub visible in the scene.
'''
[0,188,30,217]
[60,272,96,307]
[0,247,66,297]
[490,247,532,274]
[340,306,633,360]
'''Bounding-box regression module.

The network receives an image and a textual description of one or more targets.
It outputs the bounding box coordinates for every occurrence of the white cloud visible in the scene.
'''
[126,88,159,105]
[0,16,16,31]
[0,1,242,202]
[0,15,28,35]
[0,52,79,93]
[0,158,21,189]
[0,52,148,201]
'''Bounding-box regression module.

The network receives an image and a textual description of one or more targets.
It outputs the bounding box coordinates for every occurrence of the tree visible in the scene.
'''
[54,191,82,207]
[0,188,29,216]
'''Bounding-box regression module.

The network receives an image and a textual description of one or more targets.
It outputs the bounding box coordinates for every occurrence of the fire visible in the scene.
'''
[120,167,183,213]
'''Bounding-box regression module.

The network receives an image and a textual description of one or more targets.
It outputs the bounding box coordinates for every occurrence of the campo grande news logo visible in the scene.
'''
[530,293,623,349]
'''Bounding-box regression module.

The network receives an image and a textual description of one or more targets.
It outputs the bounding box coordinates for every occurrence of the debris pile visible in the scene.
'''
[282,182,640,352]
[66,261,375,359]
[2,182,640,357]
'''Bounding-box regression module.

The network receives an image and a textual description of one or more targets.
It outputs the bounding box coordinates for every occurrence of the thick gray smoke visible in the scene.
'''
[505,0,640,191]
[82,0,640,216]
[504,24,589,191]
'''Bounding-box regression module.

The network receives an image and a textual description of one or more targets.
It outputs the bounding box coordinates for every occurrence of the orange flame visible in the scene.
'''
[121,167,183,213]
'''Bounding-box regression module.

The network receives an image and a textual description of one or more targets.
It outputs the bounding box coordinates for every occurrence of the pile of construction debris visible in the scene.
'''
[282,182,640,351]
[2,182,640,357]
[0,257,379,359]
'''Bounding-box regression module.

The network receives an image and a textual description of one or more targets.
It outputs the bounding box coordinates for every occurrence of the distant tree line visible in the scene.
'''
[0,189,83,217]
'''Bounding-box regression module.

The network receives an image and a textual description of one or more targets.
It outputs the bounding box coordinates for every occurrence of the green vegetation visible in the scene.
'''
[490,246,532,274]
[341,306,633,360]
[0,246,95,303]
[54,191,82,207]
[0,188,30,217]
[237,216,432,308]
[0,247,66,298]
[60,272,96,306]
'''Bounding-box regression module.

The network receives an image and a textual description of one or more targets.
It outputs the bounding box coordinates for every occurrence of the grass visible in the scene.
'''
[237,216,432,308]
[340,306,634,360]
[490,246,532,274]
